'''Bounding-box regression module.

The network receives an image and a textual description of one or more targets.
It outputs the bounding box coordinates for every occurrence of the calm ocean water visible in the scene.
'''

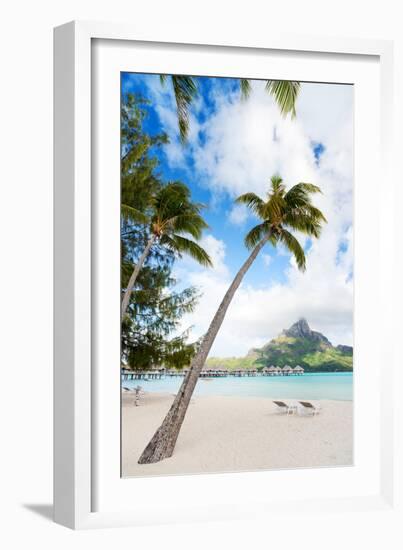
[122,372,353,401]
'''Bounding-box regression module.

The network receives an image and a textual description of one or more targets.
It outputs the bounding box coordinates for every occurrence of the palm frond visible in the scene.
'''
[263,193,286,222]
[283,182,326,238]
[284,182,322,207]
[244,221,272,250]
[162,213,209,239]
[161,234,213,267]
[240,79,252,100]
[235,192,266,218]
[154,182,209,238]
[283,209,324,238]
[270,174,285,192]
[265,80,300,118]
[153,182,191,220]
[278,229,306,271]
[171,75,198,143]
[121,204,149,224]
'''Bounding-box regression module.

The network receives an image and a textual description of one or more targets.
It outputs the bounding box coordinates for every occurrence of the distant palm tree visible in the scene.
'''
[160,75,300,142]
[121,182,213,318]
[138,174,326,464]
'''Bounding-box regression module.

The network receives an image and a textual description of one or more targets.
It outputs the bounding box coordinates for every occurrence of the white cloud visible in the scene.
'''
[228,203,248,226]
[172,234,231,345]
[175,235,353,356]
[261,253,272,267]
[199,234,229,277]
[151,78,354,356]
[188,83,318,200]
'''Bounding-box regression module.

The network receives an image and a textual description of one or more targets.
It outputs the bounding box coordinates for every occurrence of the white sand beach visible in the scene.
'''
[122,391,353,477]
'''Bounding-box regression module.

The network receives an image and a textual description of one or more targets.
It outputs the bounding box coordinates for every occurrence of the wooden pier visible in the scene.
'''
[121,370,164,381]
[121,365,304,380]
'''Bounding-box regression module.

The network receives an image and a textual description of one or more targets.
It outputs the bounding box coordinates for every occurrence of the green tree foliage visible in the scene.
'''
[121,93,201,370]
[121,264,200,369]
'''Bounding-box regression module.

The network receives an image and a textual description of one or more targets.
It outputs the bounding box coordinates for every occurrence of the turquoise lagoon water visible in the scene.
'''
[122,372,353,401]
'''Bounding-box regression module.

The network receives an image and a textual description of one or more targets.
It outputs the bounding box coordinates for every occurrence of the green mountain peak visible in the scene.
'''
[207,319,353,372]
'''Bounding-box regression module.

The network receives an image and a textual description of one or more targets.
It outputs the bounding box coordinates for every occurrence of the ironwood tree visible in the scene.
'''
[121,93,204,370]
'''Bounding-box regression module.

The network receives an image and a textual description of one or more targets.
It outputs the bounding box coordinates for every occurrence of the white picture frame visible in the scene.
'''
[54,20,396,530]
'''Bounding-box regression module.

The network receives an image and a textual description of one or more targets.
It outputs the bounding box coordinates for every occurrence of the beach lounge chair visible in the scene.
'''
[133,385,144,406]
[122,385,144,406]
[298,401,321,416]
[273,400,295,415]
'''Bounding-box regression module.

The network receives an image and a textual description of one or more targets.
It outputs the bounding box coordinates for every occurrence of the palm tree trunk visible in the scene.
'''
[138,236,269,464]
[121,234,156,318]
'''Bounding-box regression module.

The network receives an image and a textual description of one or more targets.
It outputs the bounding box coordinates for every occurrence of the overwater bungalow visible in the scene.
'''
[293,365,304,375]
[237,369,249,377]
[200,367,228,378]
[262,366,274,376]
[123,363,305,381]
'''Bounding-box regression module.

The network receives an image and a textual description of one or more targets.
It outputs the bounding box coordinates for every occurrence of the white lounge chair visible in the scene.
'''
[297,401,321,416]
[273,400,295,415]
[122,385,144,406]
[133,385,144,406]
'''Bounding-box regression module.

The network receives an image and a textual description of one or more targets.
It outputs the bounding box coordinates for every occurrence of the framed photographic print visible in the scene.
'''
[54,21,396,529]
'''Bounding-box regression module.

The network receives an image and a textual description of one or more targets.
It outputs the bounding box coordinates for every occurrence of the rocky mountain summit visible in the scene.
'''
[282,318,332,346]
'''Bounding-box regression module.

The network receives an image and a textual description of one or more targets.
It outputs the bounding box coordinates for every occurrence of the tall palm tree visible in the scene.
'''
[138,175,326,464]
[121,182,212,318]
[161,75,300,142]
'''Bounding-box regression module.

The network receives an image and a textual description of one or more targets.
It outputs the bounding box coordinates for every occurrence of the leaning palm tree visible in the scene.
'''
[161,75,300,142]
[121,182,213,318]
[138,174,326,464]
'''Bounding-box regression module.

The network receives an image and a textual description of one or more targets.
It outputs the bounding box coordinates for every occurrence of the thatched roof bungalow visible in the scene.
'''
[293,365,304,375]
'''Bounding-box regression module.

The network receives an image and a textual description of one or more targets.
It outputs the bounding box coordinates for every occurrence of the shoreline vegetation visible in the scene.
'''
[122,391,353,477]
[121,318,353,379]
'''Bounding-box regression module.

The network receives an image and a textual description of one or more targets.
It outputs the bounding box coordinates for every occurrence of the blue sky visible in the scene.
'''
[122,73,354,356]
